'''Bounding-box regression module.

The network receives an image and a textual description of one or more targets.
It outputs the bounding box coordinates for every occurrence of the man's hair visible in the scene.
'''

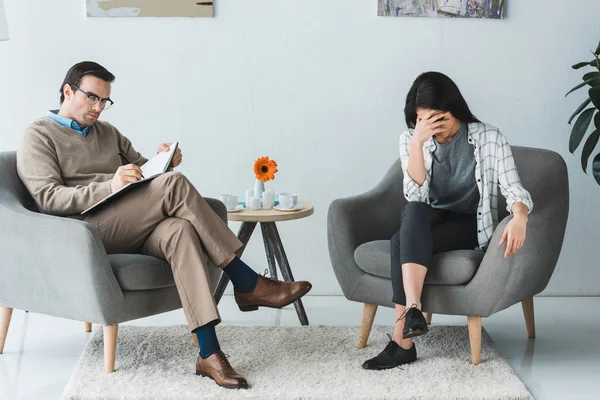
[59,61,115,104]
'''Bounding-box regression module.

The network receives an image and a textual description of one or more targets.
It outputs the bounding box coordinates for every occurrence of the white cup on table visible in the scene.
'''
[219,194,238,211]
[245,189,255,205]
[248,196,262,210]
[279,193,298,209]
[262,190,275,209]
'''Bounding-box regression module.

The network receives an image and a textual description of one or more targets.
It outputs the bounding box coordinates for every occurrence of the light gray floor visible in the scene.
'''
[1,296,599,400]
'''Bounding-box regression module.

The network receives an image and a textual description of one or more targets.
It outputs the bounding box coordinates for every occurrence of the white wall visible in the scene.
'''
[1,0,599,295]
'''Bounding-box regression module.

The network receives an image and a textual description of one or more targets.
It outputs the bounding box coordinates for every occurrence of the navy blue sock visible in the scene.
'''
[193,321,221,359]
[223,256,259,293]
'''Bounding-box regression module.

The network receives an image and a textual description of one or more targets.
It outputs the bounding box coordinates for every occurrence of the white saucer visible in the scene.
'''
[227,205,245,213]
[274,204,303,212]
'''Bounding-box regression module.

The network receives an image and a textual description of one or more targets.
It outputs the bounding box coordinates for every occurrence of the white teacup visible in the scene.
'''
[219,194,239,211]
[279,192,298,209]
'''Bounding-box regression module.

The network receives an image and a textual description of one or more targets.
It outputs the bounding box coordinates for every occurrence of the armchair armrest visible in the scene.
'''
[328,184,407,299]
[205,197,227,223]
[0,205,124,324]
[465,205,568,316]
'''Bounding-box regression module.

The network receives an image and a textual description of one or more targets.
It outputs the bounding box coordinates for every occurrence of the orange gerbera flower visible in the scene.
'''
[254,156,278,182]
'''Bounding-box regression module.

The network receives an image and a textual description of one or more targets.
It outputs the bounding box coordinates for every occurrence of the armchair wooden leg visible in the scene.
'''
[84,322,92,333]
[424,312,432,325]
[0,307,13,354]
[521,298,536,338]
[104,324,119,373]
[357,304,378,349]
[467,316,482,365]
[192,333,199,348]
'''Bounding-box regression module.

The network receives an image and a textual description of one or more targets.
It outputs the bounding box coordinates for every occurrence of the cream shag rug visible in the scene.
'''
[63,325,532,400]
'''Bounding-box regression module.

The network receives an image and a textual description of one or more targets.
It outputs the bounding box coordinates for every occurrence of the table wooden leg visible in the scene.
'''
[260,223,278,279]
[214,222,257,304]
[265,222,309,326]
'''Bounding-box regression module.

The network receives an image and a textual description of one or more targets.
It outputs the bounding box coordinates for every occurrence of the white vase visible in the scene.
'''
[254,179,265,198]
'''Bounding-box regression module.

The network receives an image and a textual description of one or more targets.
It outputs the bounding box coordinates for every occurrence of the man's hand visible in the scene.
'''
[157,142,183,168]
[499,203,529,258]
[111,164,143,193]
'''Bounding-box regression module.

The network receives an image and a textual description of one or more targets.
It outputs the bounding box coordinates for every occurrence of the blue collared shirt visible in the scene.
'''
[47,110,90,136]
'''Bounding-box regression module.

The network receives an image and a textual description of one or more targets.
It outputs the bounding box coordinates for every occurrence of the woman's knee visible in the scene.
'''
[400,201,430,222]
[402,201,430,214]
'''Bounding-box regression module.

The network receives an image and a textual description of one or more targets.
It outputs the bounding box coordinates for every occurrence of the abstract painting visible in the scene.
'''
[378,0,505,19]
[0,0,8,40]
[86,0,213,18]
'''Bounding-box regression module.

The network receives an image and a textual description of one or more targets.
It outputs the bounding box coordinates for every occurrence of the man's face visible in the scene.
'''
[62,75,111,127]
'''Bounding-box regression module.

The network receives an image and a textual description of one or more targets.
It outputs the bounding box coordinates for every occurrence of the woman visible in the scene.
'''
[362,72,533,370]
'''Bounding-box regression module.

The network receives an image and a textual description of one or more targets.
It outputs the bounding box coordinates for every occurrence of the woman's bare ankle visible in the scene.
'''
[392,335,413,350]
[405,301,422,310]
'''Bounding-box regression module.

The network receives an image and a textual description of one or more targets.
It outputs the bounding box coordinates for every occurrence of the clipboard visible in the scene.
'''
[81,142,179,215]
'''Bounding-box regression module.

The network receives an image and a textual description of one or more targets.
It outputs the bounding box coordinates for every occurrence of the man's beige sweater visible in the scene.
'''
[17,117,148,218]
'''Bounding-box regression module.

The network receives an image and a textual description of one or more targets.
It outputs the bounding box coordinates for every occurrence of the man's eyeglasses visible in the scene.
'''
[70,84,114,110]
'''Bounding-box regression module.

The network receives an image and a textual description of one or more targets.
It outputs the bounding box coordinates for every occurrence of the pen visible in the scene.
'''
[118,152,145,179]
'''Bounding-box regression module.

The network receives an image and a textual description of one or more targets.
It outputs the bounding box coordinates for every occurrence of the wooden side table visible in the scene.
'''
[214,200,314,325]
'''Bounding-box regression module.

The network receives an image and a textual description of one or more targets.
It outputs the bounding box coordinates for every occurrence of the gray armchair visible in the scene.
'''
[0,151,224,372]
[327,146,569,364]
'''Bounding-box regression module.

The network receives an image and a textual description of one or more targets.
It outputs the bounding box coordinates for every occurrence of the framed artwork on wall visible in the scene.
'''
[86,0,214,18]
[0,0,9,40]
[378,0,505,19]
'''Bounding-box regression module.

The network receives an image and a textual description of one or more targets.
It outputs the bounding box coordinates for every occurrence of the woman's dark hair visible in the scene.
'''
[59,61,115,104]
[404,71,479,129]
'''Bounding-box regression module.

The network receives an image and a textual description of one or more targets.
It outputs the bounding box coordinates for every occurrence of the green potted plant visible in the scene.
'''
[566,40,600,184]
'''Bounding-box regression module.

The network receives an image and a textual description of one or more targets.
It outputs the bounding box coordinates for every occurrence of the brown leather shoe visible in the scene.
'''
[234,275,312,312]
[196,352,248,389]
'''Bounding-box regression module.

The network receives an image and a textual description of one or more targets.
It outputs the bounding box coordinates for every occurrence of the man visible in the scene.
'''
[17,61,312,389]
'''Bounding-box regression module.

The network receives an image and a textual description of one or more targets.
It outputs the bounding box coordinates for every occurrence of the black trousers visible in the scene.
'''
[391,201,479,305]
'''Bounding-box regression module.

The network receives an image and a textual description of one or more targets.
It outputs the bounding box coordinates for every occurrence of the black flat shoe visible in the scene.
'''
[362,335,417,370]
[400,304,429,339]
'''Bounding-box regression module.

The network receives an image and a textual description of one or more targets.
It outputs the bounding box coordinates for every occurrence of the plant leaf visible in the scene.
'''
[565,79,600,97]
[593,153,600,185]
[581,129,600,172]
[596,111,600,130]
[568,98,592,124]
[570,108,595,153]
[583,72,600,81]
[566,81,589,97]
[596,40,600,55]
[590,87,600,109]
[573,61,592,69]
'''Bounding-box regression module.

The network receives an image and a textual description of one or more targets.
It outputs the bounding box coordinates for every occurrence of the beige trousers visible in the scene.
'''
[83,171,242,330]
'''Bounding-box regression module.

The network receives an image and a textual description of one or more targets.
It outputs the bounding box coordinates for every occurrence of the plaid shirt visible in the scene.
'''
[399,122,533,251]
